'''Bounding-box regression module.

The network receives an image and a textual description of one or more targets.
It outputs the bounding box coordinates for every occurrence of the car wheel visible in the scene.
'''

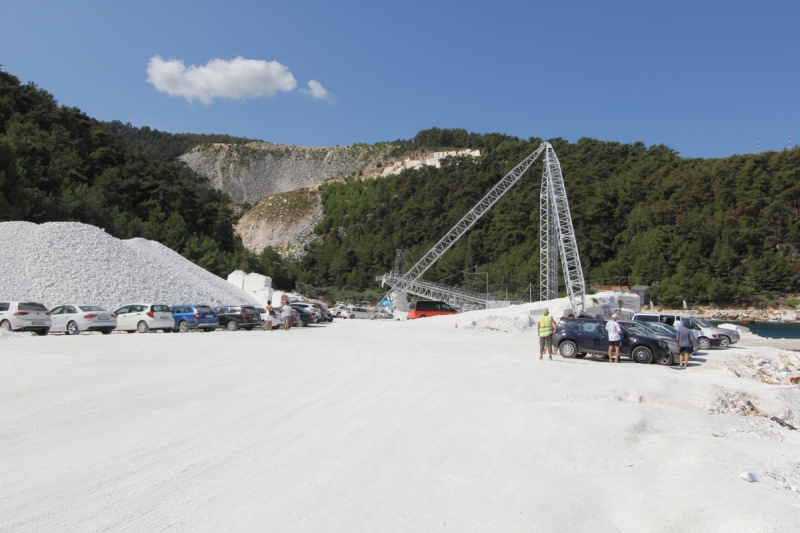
[226,320,238,331]
[137,321,149,334]
[719,336,730,348]
[559,340,578,358]
[655,352,674,366]
[631,346,654,364]
[0,320,11,331]
[178,320,189,333]
[698,337,711,350]
[349,315,355,319]
[101,329,112,335]
[66,321,80,336]
[35,327,50,336]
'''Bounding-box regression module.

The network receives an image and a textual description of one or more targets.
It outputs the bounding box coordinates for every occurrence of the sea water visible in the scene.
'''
[710,320,800,340]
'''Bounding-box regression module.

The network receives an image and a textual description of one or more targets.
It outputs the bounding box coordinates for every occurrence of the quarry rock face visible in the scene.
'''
[234,187,323,258]
[179,142,393,204]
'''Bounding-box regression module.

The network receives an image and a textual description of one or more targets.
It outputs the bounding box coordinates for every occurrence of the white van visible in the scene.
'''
[632,313,739,349]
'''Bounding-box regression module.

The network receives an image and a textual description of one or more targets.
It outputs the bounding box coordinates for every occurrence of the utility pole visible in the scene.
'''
[757,138,760,154]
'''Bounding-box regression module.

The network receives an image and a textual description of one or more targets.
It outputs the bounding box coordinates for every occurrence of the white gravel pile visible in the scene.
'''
[0,221,258,310]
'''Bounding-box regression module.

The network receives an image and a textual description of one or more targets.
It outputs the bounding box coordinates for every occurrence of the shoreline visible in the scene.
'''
[736,336,799,350]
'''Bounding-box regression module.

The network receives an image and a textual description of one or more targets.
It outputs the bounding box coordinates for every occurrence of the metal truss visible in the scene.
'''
[376,271,491,309]
[372,142,586,315]
[542,144,586,313]
[370,144,547,315]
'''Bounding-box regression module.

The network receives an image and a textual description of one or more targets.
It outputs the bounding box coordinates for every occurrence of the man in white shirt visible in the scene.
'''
[606,313,622,363]
[281,302,293,331]
[674,317,683,331]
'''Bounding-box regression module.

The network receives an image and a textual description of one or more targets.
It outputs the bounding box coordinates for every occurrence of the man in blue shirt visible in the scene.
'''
[676,326,696,368]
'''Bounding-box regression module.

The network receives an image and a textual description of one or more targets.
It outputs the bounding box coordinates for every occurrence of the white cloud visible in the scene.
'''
[146,55,297,104]
[301,79,332,101]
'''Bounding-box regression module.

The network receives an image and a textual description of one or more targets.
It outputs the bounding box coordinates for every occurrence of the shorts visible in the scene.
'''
[609,340,621,347]
[679,346,693,354]
[539,335,553,350]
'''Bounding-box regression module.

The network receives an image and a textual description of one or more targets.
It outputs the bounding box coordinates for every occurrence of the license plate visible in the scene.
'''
[99,315,110,320]
[205,315,213,318]
[32,320,45,325]
[160,316,170,320]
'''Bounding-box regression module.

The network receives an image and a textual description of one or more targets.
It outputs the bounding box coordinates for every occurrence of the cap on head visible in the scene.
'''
[612,313,618,318]
[543,308,549,315]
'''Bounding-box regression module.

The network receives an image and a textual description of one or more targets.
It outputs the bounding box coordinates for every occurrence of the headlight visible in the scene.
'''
[658,341,667,348]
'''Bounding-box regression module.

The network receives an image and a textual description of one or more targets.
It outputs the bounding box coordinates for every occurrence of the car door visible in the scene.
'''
[63,306,79,329]
[130,305,147,327]
[50,306,66,331]
[114,306,131,330]
[577,321,608,353]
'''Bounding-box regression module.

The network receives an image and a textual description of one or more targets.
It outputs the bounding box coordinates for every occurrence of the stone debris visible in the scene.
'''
[0,221,259,311]
[739,472,758,483]
[726,352,800,385]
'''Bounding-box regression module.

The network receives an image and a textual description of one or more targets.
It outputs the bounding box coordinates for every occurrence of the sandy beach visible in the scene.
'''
[1,315,799,532]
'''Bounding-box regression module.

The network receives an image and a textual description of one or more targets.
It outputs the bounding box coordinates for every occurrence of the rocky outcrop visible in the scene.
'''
[234,187,322,258]
[179,142,393,204]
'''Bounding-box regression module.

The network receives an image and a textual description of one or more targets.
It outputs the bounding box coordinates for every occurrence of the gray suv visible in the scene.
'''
[632,313,739,350]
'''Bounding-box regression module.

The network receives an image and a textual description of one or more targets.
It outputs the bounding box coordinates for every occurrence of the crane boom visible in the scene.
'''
[372,143,547,313]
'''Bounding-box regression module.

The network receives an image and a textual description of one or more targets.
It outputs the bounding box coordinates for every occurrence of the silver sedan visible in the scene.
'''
[50,305,117,335]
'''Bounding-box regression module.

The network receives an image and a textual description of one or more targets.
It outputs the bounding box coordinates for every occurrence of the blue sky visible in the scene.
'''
[2,0,798,157]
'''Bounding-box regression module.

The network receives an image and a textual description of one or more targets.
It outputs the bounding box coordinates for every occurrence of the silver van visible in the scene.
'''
[632,313,739,350]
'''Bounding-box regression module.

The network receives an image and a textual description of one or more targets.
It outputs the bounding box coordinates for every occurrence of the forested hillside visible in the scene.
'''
[297,131,800,306]
[102,120,257,162]
[0,69,245,276]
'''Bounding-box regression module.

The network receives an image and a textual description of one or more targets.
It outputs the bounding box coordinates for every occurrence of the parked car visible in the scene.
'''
[375,309,395,320]
[341,305,371,319]
[330,305,346,318]
[215,305,262,331]
[553,318,671,364]
[291,302,323,322]
[311,303,334,322]
[290,304,318,326]
[253,307,270,324]
[170,304,218,333]
[0,301,52,335]
[632,313,739,349]
[50,304,117,335]
[407,300,458,320]
[618,320,677,365]
[114,304,173,333]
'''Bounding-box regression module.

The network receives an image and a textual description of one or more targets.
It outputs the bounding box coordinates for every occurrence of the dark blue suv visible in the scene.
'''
[170,305,219,333]
[552,318,671,364]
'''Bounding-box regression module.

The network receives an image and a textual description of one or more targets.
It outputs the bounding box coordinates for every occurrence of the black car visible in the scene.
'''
[214,305,262,331]
[290,305,317,326]
[552,318,671,364]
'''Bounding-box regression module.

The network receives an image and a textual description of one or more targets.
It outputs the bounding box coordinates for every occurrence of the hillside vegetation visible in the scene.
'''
[0,69,244,277]
[296,131,800,306]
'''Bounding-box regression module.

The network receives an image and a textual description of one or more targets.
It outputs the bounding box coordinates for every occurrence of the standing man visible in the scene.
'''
[282,301,293,331]
[538,308,558,360]
[606,313,622,363]
[674,316,684,331]
[676,323,696,368]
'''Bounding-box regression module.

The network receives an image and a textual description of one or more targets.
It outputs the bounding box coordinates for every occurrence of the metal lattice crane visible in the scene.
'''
[373,142,586,315]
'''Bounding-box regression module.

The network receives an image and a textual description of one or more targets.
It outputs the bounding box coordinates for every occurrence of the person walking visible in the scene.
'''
[676,324,696,368]
[538,309,558,360]
[281,301,293,331]
[606,313,623,363]
[264,300,275,331]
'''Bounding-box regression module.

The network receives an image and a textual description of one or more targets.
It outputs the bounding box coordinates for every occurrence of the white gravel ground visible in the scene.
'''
[1,314,799,532]
[0,222,258,310]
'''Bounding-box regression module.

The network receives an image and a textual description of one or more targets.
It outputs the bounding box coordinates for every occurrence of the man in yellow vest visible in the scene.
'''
[538,308,558,360]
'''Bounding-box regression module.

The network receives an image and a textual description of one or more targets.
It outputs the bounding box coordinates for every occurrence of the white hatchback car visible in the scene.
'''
[0,301,52,335]
[50,305,117,335]
[114,304,173,333]
[341,306,371,319]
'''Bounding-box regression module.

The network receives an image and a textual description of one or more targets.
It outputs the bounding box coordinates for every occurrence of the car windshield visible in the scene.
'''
[79,306,105,312]
[621,323,656,337]
[195,306,212,313]
[693,317,712,328]
[19,303,48,312]
[152,305,170,312]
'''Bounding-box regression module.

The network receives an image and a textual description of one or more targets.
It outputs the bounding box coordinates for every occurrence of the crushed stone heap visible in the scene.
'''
[0,222,258,310]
